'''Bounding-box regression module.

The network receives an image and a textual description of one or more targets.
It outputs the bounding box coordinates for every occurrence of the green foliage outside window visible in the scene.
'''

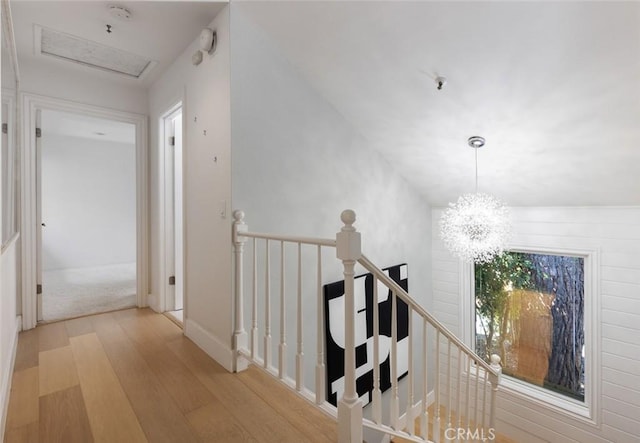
[475,251,585,401]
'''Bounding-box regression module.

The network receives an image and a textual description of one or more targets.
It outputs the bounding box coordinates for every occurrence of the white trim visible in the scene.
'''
[159,100,184,315]
[0,316,20,439]
[185,318,234,372]
[1,91,17,250]
[20,92,148,329]
[464,245,601,427]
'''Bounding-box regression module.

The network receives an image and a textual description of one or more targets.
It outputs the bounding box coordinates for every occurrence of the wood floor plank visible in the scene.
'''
[39,385,94,443]
[13,329,38,373]
[69,333,147,443]
[167,336,312,443]
[37,322,69,353]
[136,342,214,414]
[5,367,39,429]
[143,313,183,342]
[117,316,164,351]
[237,366,337,442]
[187,400,257,443]
[38,346,80,396]
[3,421,39,443]
[92,315,201,443]
[112,307,153,321]
[64,316,95,337]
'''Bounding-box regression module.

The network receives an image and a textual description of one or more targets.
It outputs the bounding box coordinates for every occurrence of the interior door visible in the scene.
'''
[35,109,43,321]
[164,108,184,312]
[173,112,183,311]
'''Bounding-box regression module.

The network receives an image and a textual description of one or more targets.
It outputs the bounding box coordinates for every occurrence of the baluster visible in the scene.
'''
[390,291,399,429]
[421,321,428,440]
[279,241,287,379]
[296,243,304,391]
[434,330,441,443]
[232,210,248,372]
[456,348,462,443]
[482,369,489,431]
[336,210,362,443]
[406,306,415,435]
[464,353,471,433]
[264,239,271,369]
[315,246,325,405]
[446,341,452,430]
[251,238,258,359]
[372,275,382,424]
[474,358,480,429]
[489,355,502,433]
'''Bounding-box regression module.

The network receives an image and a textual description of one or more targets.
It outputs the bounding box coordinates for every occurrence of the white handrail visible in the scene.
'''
[357,255,500,377]
[240,230,336,247]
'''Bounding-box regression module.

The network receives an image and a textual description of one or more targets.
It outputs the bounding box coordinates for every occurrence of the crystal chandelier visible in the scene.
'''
[440,136,510,264]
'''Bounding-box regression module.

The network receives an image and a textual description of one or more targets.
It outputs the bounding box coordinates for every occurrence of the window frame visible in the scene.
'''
[461,245,600,425]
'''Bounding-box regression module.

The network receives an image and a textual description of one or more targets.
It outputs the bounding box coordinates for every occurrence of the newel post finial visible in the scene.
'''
[340,209,356,231]
[232,209,248,372]
[336,210,363,443]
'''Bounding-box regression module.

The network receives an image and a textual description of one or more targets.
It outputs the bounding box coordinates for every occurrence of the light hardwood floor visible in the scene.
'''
[4,308,337,443]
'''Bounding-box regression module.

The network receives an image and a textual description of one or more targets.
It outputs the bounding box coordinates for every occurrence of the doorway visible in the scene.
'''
[22,94,148,329]
[37,109,137,321]
[162,104,184,326]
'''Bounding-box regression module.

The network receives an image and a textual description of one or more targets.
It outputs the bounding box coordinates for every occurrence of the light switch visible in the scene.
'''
[220,200,227,219]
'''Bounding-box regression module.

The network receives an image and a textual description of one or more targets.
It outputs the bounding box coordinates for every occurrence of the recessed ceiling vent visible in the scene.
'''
[35,25,155,79]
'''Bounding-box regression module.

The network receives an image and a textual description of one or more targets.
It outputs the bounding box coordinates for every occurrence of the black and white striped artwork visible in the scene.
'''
[323,264,409,408]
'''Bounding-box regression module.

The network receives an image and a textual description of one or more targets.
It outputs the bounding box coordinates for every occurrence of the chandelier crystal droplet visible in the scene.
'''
[440,137,511,263]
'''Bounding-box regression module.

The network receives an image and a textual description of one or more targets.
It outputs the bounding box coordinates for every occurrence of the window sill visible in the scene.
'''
[498,375,596,427]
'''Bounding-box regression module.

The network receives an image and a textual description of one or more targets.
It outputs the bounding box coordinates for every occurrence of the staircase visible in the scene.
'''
[232,210,502,443]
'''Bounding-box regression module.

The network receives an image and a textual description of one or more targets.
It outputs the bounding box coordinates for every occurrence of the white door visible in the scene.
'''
[165,108,184,312]
[35,110,43,321]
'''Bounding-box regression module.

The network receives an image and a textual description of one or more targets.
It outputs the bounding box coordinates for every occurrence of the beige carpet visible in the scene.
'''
[42,263,137,321]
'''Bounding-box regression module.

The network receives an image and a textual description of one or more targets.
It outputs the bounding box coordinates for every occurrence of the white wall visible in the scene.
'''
[148,7,233,367]
[19,58,147,115]
[230,4,433,406]
[431,206,640,442]
[0,238,19,440]
[41,133,136,271]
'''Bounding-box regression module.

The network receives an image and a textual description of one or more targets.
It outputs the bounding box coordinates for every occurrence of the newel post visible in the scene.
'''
[232,210,249,372]
[488,354,502,431]
[336,210,363,443]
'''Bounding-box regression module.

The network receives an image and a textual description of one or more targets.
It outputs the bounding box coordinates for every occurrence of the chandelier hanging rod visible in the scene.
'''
[468,135,485,193]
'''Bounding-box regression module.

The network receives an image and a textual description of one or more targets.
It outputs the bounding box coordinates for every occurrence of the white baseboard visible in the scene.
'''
[1,316,20,440]
[184,319,234,372]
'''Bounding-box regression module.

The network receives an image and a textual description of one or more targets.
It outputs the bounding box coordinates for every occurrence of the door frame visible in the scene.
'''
[21,92,148,330]
[159,100,185,314]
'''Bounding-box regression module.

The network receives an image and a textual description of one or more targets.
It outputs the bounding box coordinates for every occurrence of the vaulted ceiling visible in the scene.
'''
[7,1,640,207]
[238,1,640,207]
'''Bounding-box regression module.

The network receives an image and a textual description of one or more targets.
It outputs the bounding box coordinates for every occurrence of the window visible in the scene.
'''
[474,251,585,402]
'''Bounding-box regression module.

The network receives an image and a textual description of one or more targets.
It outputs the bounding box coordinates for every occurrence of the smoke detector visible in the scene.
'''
[108,5,132,21]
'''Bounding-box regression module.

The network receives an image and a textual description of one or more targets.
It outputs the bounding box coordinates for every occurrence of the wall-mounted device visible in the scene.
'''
[199,28,217,54]
[192,28,217,66]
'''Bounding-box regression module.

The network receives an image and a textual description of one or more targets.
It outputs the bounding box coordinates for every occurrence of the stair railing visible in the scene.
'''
[232,209,502,443]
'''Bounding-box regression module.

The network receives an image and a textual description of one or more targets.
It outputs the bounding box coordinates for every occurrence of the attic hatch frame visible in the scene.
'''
[34,25,158,81]
[20,93,149,329]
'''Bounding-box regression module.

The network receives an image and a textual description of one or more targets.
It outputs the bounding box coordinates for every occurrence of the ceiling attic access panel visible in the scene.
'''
[36,25,156,79]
